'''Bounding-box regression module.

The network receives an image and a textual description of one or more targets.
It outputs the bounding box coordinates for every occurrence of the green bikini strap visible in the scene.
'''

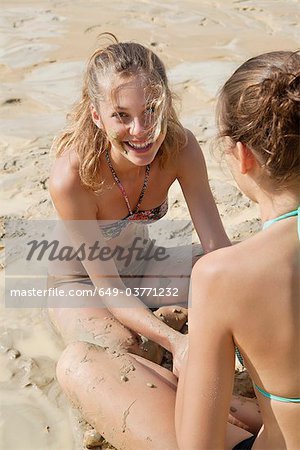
[263,207,300,239]
[255,384,300,403]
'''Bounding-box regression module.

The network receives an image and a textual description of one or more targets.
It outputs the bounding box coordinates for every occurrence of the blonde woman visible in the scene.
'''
[49,35,230,369]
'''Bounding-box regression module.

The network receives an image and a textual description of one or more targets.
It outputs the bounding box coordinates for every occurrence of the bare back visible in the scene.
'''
[228,216,300,448]
[179,213,300,450]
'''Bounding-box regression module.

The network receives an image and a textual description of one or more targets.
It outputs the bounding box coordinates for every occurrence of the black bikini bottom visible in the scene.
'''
[232,436,256,450]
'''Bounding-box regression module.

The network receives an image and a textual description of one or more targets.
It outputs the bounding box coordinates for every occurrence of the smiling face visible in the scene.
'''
[91,74,167,167]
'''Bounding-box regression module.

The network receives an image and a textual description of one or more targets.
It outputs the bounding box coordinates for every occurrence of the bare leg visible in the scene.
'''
[229,395,262,436]
[48,282,163,364]
[56,341,178,450]
[56,342,255,450]
[225,423,253,450]
[47,243,203,355]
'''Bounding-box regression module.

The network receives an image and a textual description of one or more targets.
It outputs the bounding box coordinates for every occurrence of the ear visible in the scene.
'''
[236,141,256,174]
[90,104,102,128]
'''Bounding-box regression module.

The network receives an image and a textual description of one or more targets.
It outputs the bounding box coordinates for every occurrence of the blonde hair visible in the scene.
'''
[54,34,186,192]
[217,51,300,186]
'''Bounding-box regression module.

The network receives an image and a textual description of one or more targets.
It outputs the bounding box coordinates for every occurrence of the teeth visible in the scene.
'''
[127,140,153,149]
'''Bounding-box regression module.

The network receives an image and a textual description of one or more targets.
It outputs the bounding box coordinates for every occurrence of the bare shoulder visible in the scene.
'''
[180,128,205,161]
[49,148,97,219]
[50,148,81,194]
[191,237,259,311]
[192,245,235,289]
[176,128,207,178]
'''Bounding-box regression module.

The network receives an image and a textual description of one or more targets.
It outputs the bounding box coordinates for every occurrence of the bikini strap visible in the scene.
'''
[298,206,300,240]
[135,165,151,212]
[263,207,300,240]
[254,384,300,403]
[105,149,151,216]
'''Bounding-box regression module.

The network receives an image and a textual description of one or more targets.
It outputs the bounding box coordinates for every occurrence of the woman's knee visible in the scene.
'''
[56,341,102,389]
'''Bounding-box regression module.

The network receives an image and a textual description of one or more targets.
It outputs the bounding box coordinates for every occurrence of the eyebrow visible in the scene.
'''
[115,106,128,111]
[114,104,147,111]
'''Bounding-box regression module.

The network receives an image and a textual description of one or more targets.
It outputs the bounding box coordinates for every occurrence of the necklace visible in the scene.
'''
[105,148,151,216]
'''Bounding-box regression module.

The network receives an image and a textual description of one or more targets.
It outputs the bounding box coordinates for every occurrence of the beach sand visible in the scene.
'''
[1,1,299,448]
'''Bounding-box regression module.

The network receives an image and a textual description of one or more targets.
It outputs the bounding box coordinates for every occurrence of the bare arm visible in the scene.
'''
[177,130,230,253]
[49,156,181,352]
[175,253,235,449]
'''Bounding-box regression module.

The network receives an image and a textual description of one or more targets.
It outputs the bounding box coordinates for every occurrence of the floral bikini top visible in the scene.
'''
[99,150,168,240]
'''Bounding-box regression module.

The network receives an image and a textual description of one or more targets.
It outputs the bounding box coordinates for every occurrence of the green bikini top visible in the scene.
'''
[236,206,300,403]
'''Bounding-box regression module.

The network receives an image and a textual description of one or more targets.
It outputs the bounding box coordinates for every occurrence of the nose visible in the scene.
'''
[129,117,146,137]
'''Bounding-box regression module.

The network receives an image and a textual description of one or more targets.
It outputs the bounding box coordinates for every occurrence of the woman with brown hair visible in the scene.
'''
[176,50,300,449]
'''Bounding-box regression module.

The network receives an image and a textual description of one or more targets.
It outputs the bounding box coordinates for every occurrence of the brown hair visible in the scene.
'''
[217,51,300,185]
[54,34,186,192]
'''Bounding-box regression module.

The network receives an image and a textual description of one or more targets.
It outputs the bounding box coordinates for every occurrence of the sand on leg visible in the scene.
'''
[56,341,179,450]
[229,395,262,436]
[47,282,163,363]
[56,342,257,450]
